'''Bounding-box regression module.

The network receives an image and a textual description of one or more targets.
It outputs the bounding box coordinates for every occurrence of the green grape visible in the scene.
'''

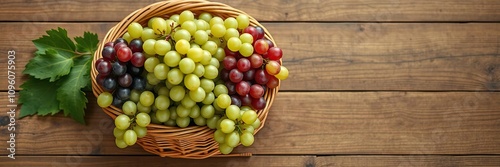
[136,112,151,127]
[153,63,169,80]
[206,115,220,129]
[242,110,258,124]
[236,14,250,29]
[252,118,261,129]
[201,104,215,119]
[148,17,161,28]
[240,131,254,146]
[208,36,222,47]
[169,106,178,120]
[176,105,191,118]
[189,87,206,102]
[181,95,196,108]
[240,106,252,111]
[189,105,201,118]
[141,27,158,41]
[214,84,228,97]
[151,103,158,112]
[122,101,137,116]
[202,92,215,105]
[157,86,169,96]
[175,39,190,55]
[224,28,239,41]
[144,57,160,73]
[179,10,194,24]
[214,129,225,143]
[216,116,226,130]
[128,22,143,38]
[139,91,155,107]
[170,14,180,22]
[241,124,255,134]
[184,74,200,91]
[137,102,151,113]
[193,63,205,77]
[176,117,190,128]
[167,68,184,85]
[213,102,224,114]
[147,72,161,85]
[216,94,231,109]
[97,92,113,108]
[165,80,174,89]
[187,47,204,62]
[227,37,242,52]
[240,33,253,44]
[225,105,241,121]
[179,58,196,74]
[210,24,226,38]
[156,109,170,122]
[209,17,224,27]
[200,78,215,93]
[239,43,254,57]
[213,47,226,61]
[181,20,197,35]
[164,51,181,67]
[194,30,209,45]
[151,17,170,35]
[130,89,141,103]
[200,50,212,65]
[220,119,235,133]
[203,65,218,79]
[275,66,289,80]
[150,112,161,124]
[191,43,200,48]
[122,32,133,43]
[154,95,170,111]
[225,131,240,147]
[199,12,213,23]
[115,138,128,149]
[202,41,218,55]
[166,19,177,29]
[224,17,238,29]
[143,39,157,56]
[165,119,176,126]
[195,20,209,31]
[123,130,137,146]
[174,29,191,42]
[193,116,207,126]
[215,79,225,86]
[219,143,233,155]
[133,125,147,138]
[113,127,126,139]
[169,85,186,102]
[154,39,171,55]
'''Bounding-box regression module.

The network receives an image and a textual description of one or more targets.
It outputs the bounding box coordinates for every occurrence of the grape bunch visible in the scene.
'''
[96,10,289,154]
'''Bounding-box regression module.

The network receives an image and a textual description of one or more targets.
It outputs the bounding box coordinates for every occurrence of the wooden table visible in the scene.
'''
[1,0,500,166]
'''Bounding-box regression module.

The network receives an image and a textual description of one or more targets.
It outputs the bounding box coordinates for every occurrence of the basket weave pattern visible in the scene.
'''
[91,0,279,159]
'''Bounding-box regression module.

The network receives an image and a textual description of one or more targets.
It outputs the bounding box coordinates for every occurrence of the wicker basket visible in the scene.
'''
[91,0,279,159]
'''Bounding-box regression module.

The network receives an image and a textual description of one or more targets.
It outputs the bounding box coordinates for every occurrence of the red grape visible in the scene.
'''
[235,81,250,96]
[266,75,280,89]
[254,69,268,85]
[253,39,269,54]
[240,94,252,106]
[113,42,127,52]
[117,47,133,62]
[223,56,237,70]
[101,46,116,61]
[249,54,263,68]
[229,69,243,83]
[267,47,283,60]
[104,42,114,47]
[249,84,264,98]
[131,52,145,67]
[264,39,274,48]
[224,47,238,57]
[95,58,105,69]
[236,58,251,72]
[97,60,112,76]
[265,60,281,75]
[251,97,266,110]
[243,68,255,81]
[243,26,258,41]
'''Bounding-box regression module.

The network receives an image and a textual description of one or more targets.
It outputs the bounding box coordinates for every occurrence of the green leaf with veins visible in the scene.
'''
[23,49,74,82]
[75,32,99,54]
[19,77,61,117]
[32,27,76,58]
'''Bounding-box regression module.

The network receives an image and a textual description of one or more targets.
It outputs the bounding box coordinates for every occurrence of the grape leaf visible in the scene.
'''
[56,56,92,124]
[32,27,76,58]
[23,49,74,82]
[19,77,60,117]
[75,32,99,54]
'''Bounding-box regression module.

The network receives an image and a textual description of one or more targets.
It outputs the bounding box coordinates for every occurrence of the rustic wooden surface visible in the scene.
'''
[0,0,499,166]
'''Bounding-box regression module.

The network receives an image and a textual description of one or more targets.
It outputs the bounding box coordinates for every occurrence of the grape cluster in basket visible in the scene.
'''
[95,10,288,154]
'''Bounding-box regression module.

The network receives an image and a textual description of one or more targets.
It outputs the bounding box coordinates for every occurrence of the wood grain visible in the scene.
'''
[1,0,499,22]
[316,156,500,167]
[1,92,499,155]
[1,23,499,91]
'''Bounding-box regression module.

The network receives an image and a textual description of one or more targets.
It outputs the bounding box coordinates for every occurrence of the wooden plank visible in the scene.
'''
[1,23,499,91]
[0,155,315,167]
[316,156,500,167]
[1,0,500,22]
[1,92,499,155]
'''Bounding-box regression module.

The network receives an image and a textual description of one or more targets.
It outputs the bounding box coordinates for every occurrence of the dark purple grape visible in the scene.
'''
[220,69,230,81]
[251,97,266,110]
[101,46,116,61]
[132,76,146,91]
[112,62,127,76]
[102,77,117,92]
[95,58,104,69]
[240,94,252,107]
[114,38,127,45]
[243,68,255,81]
[97,60,112,76]
[131,52,145,67]
[112,95,124,107]
[118,73,133,87]
[230,95,242,107]
[104,42,114,47]
[225,82,236,95]
[116,87,131,100]
[127,64,144,76]
[264,39,274,48]
[96,73,106,86]
[129,39,143,53]
[254,69,269,85]
[255,26,265,40]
